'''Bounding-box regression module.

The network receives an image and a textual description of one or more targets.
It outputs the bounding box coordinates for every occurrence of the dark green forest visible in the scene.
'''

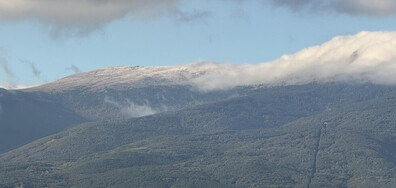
[2,83,396,187]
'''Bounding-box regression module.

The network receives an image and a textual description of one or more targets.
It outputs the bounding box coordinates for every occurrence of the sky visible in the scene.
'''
[1,0,396,88]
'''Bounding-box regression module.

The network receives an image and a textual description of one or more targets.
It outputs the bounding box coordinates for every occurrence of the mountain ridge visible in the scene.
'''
[26,65,214,92]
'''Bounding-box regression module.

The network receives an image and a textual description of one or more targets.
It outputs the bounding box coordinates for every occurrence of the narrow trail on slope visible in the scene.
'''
[306,123,326,188]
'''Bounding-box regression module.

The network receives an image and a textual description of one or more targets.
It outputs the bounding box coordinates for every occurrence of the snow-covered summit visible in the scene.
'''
[28,63,216,92]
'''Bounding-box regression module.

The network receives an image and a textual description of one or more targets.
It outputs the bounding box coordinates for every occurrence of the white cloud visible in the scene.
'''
[121,100,158,118]
[104,97,157,118]
[189,31,396,91]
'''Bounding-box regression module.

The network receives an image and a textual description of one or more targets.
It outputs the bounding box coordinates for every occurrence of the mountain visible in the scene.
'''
[2,83,396,187]
[1,65,254,154]
[0,88,86,153]
[0,66,249,154]
[27,66,208,92]
[24,66,246,120]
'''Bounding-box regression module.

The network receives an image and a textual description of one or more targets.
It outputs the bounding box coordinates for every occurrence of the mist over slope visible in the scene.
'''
[25,66,246,120]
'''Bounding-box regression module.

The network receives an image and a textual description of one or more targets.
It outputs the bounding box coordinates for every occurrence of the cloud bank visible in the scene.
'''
[1,0,394,36]
[0,0,194,36]
[190,31,396,91]
[267,0,396,16]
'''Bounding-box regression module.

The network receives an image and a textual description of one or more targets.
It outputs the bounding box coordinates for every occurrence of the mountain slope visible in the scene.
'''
[4,68,387,155]
[2,84,396,187]
[0,88,86,153]
[2,83,394,161]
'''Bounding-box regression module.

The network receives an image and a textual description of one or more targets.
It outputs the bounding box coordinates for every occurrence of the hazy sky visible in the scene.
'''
[1,0,396,87]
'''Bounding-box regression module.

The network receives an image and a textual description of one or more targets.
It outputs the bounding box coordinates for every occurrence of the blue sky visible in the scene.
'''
[1,0,396,87]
